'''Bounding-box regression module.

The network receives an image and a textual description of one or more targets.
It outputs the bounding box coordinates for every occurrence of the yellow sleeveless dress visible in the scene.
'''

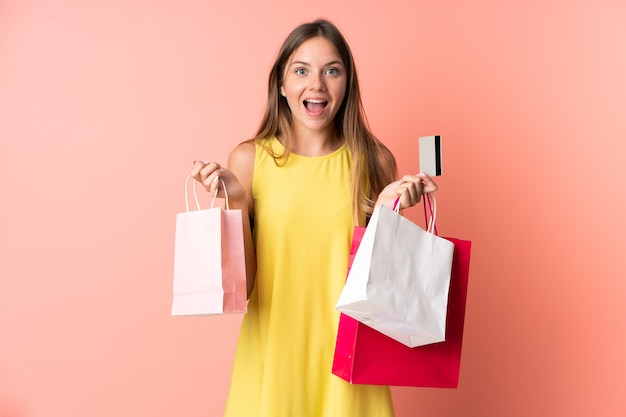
[224,137,394,417]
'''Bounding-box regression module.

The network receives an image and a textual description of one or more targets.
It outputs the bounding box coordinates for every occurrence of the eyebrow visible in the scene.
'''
[288,60,345,68]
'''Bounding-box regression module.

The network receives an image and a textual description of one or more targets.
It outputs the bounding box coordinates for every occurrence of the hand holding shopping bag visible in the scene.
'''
[335,194,454,347]
[171,175,247,316]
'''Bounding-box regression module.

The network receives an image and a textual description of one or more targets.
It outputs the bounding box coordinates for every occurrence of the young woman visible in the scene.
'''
[191,19,438,417]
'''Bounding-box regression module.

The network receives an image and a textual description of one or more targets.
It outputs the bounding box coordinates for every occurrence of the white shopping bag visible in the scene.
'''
[171,176,247,316]
[335,195,453,347]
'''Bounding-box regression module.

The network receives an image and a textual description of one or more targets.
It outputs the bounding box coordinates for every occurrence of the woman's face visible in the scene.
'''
[280,37,347,136]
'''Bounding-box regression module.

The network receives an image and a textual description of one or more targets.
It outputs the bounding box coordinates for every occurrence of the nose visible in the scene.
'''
[309,72,327,91]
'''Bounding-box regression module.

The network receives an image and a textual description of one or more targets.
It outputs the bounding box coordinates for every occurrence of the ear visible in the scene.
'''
[280,86,286,97]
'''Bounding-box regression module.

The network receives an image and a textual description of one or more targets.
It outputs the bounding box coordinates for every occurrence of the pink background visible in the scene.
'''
[1,1,625,416]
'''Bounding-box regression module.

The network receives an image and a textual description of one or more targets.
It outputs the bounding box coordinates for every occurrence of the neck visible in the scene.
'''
[287,125,343,157]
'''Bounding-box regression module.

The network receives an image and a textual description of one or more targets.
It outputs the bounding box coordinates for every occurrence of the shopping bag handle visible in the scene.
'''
[392,193,437,234]
[184,174,229,212]
[423,193,438,235]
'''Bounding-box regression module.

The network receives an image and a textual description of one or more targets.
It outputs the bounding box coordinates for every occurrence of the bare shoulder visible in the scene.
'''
[228,141,256,172]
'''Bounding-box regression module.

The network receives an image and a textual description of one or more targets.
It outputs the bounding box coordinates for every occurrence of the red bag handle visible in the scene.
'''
[423,193,438,235]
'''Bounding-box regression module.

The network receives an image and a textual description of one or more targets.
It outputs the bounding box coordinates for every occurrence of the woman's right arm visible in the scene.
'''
[190,142,257,297]
[227,143,256,297]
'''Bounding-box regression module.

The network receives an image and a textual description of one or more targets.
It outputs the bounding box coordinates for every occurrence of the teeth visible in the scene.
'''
[306,99,326,103]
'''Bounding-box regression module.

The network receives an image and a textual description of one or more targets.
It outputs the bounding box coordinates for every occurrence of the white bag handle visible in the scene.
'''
[184,174,229,212]
[393,192,437,235]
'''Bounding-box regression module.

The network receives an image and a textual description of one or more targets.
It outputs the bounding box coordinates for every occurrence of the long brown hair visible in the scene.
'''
[250,19,397,225]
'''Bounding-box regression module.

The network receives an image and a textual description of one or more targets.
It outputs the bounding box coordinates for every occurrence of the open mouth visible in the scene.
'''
[304,99,328,112]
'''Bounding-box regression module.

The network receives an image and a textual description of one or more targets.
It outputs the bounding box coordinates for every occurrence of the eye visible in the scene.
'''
[325,67,340,76]
[295,68,307,76]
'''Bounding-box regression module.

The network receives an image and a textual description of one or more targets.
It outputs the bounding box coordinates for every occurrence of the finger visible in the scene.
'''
[400,175,423,204]
[208,174,220,195]
[190,160,209,180]
[199,162,222,185]
[409,180,423,204]
[396,183,419,210]
[397,185,416,209]
[419,172,439,193]
[206,168,226,196]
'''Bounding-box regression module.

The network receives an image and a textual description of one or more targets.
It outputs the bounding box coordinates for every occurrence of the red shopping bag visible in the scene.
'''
[332,225,471,387]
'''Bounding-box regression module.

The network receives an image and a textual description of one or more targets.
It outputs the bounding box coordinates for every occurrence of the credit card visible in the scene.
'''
[419,135,442,176]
